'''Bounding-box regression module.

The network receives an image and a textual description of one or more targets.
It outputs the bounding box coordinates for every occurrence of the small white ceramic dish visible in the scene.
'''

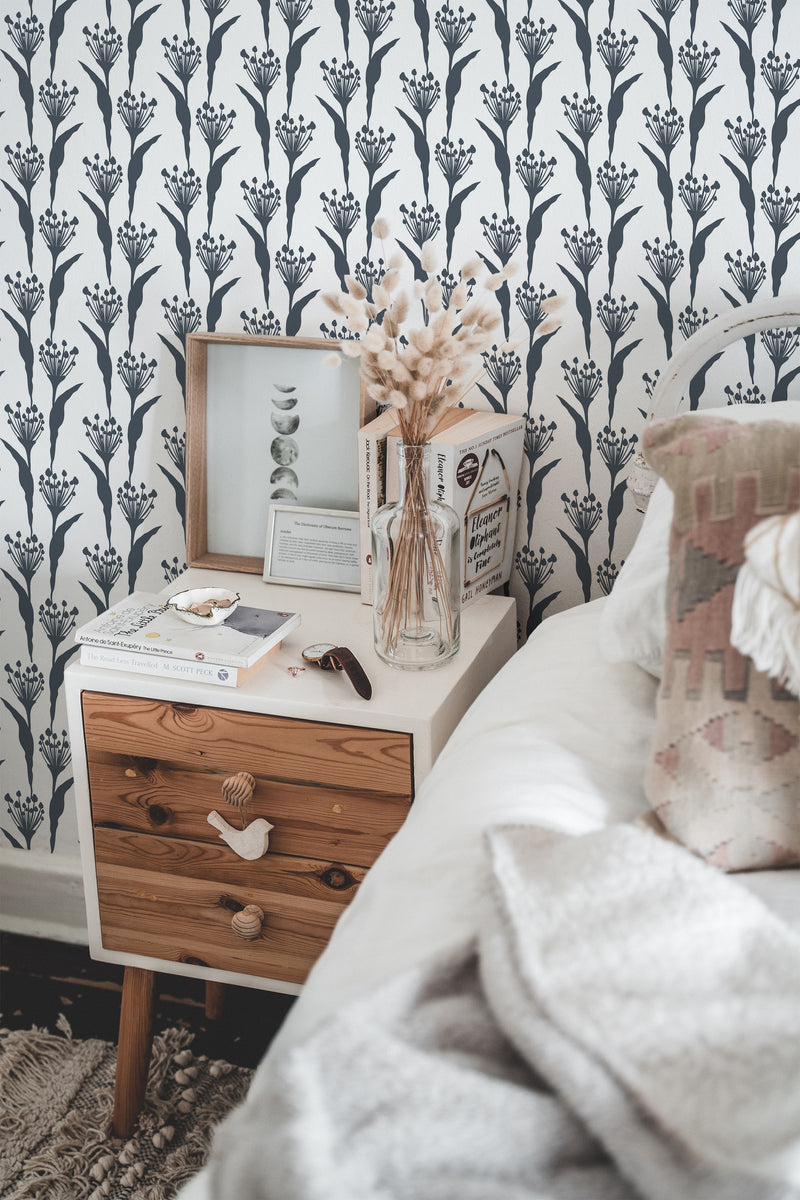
[166,587,240,626]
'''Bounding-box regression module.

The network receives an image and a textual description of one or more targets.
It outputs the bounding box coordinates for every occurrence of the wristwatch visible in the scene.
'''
[301,644,372,700]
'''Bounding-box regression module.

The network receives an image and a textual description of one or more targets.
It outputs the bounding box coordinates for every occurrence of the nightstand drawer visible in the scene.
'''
[82,692,413,792]
[82,691,414,868]
[94,832,362,985]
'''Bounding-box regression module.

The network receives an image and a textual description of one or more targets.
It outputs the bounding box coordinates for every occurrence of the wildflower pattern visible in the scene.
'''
[1,0,799,851]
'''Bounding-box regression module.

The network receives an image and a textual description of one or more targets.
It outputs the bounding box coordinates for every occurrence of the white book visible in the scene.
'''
[79,644,269,687]
[357,408,399,604]
[75,592,300,668]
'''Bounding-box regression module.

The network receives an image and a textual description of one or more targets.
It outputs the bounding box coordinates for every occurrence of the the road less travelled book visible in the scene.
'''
[78,644,271,687]
[75,592,300,668]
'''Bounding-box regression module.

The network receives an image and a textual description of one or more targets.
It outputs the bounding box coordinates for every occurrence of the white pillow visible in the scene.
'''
[599,400,800,678]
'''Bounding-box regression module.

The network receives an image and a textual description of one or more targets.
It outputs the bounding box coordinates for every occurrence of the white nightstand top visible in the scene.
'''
[66,570,517,786]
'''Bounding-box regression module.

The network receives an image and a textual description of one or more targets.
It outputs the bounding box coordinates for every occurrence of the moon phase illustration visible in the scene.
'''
[270,466,299,488]
[271,411,300,435]
[271,436,299,466]
[269,384,300,491]
[272,385,297,410]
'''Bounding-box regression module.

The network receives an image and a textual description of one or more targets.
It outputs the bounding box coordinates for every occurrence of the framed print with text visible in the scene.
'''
[264,505,360,592]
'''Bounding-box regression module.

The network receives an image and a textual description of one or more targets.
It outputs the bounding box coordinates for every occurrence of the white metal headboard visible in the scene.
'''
[649,294,800,419]
[626,296,800,511]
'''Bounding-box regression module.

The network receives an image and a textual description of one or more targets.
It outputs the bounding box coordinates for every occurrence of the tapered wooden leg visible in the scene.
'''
[113,966,156,1138]
[205,980,226,1021]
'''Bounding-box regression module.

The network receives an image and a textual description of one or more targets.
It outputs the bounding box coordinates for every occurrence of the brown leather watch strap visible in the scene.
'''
[326,646,372,700]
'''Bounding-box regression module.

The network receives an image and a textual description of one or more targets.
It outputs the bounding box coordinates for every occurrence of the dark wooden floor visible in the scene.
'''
[0,931,294,1069]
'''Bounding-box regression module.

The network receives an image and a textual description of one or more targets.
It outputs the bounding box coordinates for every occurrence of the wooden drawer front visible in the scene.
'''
[95,853,354,986]
[93,827,366,904]
[86,752,410,868]
[82,692,413,794]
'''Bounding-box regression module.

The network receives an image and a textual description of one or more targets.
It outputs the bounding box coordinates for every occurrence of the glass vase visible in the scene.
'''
[371,442,461,669]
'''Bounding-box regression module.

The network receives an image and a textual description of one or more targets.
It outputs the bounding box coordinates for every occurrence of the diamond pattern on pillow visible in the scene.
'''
[643,412,800,872]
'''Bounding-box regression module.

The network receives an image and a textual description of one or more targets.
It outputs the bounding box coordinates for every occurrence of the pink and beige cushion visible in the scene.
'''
[643,412,800,872]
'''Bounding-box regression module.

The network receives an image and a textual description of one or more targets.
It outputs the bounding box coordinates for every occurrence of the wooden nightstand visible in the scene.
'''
[65,569,516,1134]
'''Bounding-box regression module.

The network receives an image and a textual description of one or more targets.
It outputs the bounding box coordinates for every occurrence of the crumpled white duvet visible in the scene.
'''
[176,598,800,1200]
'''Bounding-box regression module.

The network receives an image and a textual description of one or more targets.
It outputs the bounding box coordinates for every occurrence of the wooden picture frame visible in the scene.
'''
[185,333,371,574]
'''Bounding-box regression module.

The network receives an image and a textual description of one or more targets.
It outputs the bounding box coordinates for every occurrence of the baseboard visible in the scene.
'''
[0,849,88,944]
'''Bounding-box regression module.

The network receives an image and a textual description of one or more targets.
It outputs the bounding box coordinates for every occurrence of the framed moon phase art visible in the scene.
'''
[185,333,372,573]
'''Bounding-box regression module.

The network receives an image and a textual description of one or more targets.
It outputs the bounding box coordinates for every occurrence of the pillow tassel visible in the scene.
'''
[730,512,800,698]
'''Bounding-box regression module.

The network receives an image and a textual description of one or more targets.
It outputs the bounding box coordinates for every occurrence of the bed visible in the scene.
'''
[178,301,800,1199]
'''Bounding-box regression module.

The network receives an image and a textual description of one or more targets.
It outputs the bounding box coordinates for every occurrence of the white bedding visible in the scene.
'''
[178,597,800,1199]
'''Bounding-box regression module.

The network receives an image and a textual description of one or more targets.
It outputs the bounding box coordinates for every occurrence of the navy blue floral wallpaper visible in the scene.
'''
[1,0,799,856]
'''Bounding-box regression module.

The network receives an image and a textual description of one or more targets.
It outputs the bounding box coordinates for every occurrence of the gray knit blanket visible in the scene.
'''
[205,824,800,1199]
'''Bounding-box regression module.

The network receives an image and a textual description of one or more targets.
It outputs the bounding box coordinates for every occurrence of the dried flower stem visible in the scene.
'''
[376,444,455,650]
[323,220,562,655]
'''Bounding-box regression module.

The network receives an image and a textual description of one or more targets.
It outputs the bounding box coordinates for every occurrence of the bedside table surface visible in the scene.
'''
[67,569,517,784]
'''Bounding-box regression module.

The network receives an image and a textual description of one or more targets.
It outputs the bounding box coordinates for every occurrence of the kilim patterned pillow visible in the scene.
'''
[642,412,800,872]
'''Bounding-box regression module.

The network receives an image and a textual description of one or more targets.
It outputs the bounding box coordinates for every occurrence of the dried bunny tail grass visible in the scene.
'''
[380,268,401,293]
[537,317,562,337]
[382,314,400,339]
[433,307,458,337]
[458,300,491,327]
[425,279,442,312]
[392,293,409,324]
[323,352,342,369]
[339,339,362,357]
[420,241,438,274]
[362,324,386,351]
[483,272,508,293]
[368,384,390,405]
[459,256,483,280]
[345,275,368,300]
[411,326,434,353]
[387,388,407,408]
[340,293,365,320]
[449,281,469,309]
[372,217,391,240]
[477,309,502,331]
[387,252,404,271]
[322,290,344,314]
[542,293,567,313]
[373,284,391,309]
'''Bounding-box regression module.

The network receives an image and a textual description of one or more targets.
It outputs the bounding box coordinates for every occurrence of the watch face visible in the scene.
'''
[302,643,336,662]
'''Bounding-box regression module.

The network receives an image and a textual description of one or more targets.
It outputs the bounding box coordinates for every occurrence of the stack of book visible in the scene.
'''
[74,593,301,688]
[358,408,525,607]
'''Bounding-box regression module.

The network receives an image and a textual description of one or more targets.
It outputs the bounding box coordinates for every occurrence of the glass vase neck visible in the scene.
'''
[396,441,430,503]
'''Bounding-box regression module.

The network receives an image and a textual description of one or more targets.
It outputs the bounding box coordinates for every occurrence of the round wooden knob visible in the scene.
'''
[221,772,255,809]
[231,904,264,940]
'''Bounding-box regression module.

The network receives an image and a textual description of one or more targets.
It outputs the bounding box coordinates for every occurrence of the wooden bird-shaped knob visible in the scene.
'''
[207,810,273,860]
[221,772,255,809]
[231,905,264,940]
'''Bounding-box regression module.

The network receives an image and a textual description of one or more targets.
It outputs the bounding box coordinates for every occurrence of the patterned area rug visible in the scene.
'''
[0,1017,252,1199]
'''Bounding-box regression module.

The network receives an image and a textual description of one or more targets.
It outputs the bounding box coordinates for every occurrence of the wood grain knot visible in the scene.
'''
[320,867,353,891]
[147,805,169,826]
